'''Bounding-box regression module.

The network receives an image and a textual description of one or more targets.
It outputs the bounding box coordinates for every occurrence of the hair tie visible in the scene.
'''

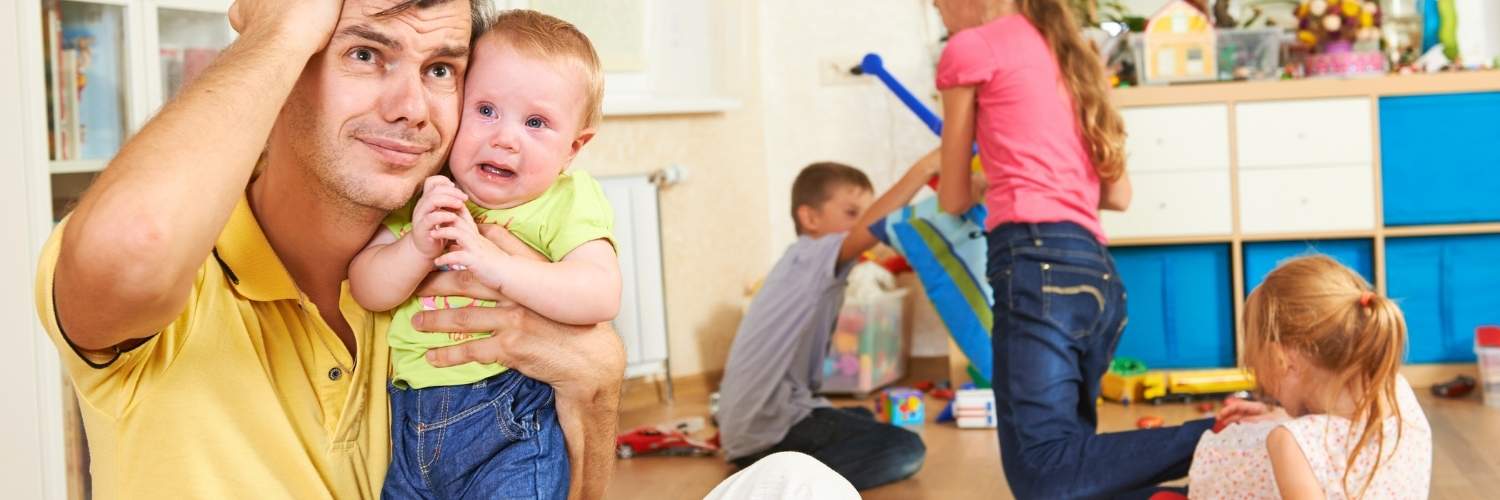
[1359,291,1375,308]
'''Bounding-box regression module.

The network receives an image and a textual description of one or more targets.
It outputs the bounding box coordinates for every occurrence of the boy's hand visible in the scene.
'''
[918,147,943,177]
[431,213,511,290]
[411,176,469,257]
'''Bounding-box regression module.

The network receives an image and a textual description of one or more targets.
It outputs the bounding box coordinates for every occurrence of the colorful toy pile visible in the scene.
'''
[820,290,908,395]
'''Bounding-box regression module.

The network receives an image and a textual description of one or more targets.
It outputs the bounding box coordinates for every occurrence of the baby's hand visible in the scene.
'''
[412,176,469,257]
[430,213,510,290]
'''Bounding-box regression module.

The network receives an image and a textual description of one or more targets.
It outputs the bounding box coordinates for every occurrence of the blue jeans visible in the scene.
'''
[382,370,569,500]
[730,407,925,490]
[988,223,1211,500]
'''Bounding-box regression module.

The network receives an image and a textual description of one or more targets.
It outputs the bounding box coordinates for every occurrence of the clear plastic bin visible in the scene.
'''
[821,290,908,396]
[1216,28,1287,81]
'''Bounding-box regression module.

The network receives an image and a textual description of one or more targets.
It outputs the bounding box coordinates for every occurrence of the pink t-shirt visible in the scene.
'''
[937,15,1106,243]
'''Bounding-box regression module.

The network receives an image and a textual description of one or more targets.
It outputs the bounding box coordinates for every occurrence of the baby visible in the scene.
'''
[349,10,618,500]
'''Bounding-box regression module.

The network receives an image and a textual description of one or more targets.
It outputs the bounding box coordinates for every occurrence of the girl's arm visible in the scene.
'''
[1099,172,1133,212]
[432,215,621,325]
[1267,426,1326,500]
[349,176,470,311]
[937,86,979,215]
[349,230,441,312]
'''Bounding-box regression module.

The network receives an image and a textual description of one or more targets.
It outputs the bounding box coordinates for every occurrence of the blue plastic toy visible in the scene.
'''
[858,52,994,383]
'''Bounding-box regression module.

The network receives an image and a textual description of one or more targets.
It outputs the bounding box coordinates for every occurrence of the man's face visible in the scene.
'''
[278,0,472,212]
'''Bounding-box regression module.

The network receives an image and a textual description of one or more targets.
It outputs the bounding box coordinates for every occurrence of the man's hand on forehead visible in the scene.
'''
[330,0,473,71]
[228,0,345,55]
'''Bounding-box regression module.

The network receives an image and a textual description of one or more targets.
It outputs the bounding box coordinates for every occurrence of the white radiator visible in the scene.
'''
[598,175,670,382]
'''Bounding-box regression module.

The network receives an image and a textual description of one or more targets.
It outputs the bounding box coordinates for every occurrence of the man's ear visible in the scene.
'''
[568,127,596,160]
[796,204,820,234]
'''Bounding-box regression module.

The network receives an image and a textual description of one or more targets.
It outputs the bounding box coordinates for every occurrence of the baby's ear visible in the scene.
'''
[568,127,596,159]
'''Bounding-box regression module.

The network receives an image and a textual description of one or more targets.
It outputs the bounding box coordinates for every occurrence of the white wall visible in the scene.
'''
[1,1,68,498]
[758,0,947,256]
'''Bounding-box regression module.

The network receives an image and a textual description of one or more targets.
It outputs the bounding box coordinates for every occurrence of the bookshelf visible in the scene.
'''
[18,1,235,498]
[38,0,233,222]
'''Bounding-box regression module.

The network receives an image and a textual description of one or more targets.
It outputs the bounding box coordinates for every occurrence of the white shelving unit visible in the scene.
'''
[11,1,235,497]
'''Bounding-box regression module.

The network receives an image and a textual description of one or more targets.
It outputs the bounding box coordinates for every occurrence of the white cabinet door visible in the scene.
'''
[1102,170,1233,238]
[1238,165,1376,234]
[1122,104,1232,173]
[1236,98,1373,169]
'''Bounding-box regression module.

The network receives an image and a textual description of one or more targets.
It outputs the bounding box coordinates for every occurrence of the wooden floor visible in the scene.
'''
[607,358,1500,500]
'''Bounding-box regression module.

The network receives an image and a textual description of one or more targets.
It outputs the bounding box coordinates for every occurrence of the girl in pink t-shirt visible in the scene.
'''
[930,1,1204,498]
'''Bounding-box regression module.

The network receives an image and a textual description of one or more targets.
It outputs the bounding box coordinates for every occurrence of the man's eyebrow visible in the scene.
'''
[338,24,401,51]
[432,44,469,60]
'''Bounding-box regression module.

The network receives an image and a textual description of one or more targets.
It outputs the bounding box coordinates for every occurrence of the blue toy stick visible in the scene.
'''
[857,53,978,157]
[857,53,945,136]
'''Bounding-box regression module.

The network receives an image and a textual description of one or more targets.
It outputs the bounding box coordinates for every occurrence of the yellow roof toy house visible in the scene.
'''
[1143,0,1217,83]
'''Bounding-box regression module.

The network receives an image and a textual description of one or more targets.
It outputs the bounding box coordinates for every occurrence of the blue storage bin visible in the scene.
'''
[1244,240,1375,296]
[1380,92,1500,225]
[1386,234,1500,363]
[1110,244,1235,369]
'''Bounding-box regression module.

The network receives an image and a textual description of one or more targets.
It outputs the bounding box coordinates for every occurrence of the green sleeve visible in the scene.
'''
[382,200,417,238]
[545,171,616,259]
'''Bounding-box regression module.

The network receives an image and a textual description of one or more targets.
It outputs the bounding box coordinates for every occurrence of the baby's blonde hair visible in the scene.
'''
[478,10,604,129]
[1244,255,1407,499]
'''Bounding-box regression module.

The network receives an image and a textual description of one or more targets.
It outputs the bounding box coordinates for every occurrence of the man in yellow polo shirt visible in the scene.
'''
[33,0,624,498]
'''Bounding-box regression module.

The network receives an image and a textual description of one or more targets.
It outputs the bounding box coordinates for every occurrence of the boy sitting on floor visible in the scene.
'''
[716,152,940,491]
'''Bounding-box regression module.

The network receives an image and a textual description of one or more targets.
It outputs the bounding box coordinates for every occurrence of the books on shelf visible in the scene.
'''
[45,0,128,162]
[45,4,63,160]
[160,46,222,99]
[59,49,80,162]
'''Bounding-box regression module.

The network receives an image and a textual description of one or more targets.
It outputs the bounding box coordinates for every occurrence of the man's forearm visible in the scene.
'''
[578,384,620,499]
[57,29,318,346]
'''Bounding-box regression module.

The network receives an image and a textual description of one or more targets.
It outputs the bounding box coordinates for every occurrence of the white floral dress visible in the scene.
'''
[1189,376,1431,499]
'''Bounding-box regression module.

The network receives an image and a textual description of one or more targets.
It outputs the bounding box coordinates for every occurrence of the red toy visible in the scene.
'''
[615,426,719,459]
[1431,375,1477,399]
[1196,402,1215,413]
[1137,416,1165,429]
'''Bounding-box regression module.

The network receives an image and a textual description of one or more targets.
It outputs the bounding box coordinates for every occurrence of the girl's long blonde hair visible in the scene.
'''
[1244,255,1407,498]
[1015,0,1127,181]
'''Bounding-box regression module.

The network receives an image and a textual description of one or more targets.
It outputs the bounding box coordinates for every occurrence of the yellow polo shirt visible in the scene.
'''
[35,197,391,499]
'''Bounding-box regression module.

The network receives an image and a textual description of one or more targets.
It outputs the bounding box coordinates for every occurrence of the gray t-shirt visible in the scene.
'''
[717,233,853,460]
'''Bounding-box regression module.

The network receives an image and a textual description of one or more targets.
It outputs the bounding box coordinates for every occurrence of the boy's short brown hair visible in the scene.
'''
[790,162,873,235]
[477,10,604,129]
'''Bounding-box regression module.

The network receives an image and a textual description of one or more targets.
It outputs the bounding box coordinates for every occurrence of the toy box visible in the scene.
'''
[874,387,925,427]
[821,289,909,395]
[1477,326,1500,408]
[1216,28,1287,80]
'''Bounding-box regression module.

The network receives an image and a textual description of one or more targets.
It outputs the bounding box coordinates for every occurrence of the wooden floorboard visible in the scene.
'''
[608,358,1499,499]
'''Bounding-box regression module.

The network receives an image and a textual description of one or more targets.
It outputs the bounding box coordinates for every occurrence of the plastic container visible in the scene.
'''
[820,289,908,396]
[1216,28,1288,81]
[1477,326,1500,408]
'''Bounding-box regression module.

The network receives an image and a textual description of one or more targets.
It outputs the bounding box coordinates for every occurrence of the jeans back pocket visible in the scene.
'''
[1038,262,1111,339]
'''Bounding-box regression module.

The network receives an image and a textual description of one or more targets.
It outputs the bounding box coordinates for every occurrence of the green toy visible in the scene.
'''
[1438,0,1458,60]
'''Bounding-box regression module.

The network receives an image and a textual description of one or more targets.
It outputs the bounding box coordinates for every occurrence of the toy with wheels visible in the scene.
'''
[615,425,720,459]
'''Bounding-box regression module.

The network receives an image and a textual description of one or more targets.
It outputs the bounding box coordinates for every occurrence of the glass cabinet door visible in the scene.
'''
[154,5,234,103]
[43,1,133,165]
